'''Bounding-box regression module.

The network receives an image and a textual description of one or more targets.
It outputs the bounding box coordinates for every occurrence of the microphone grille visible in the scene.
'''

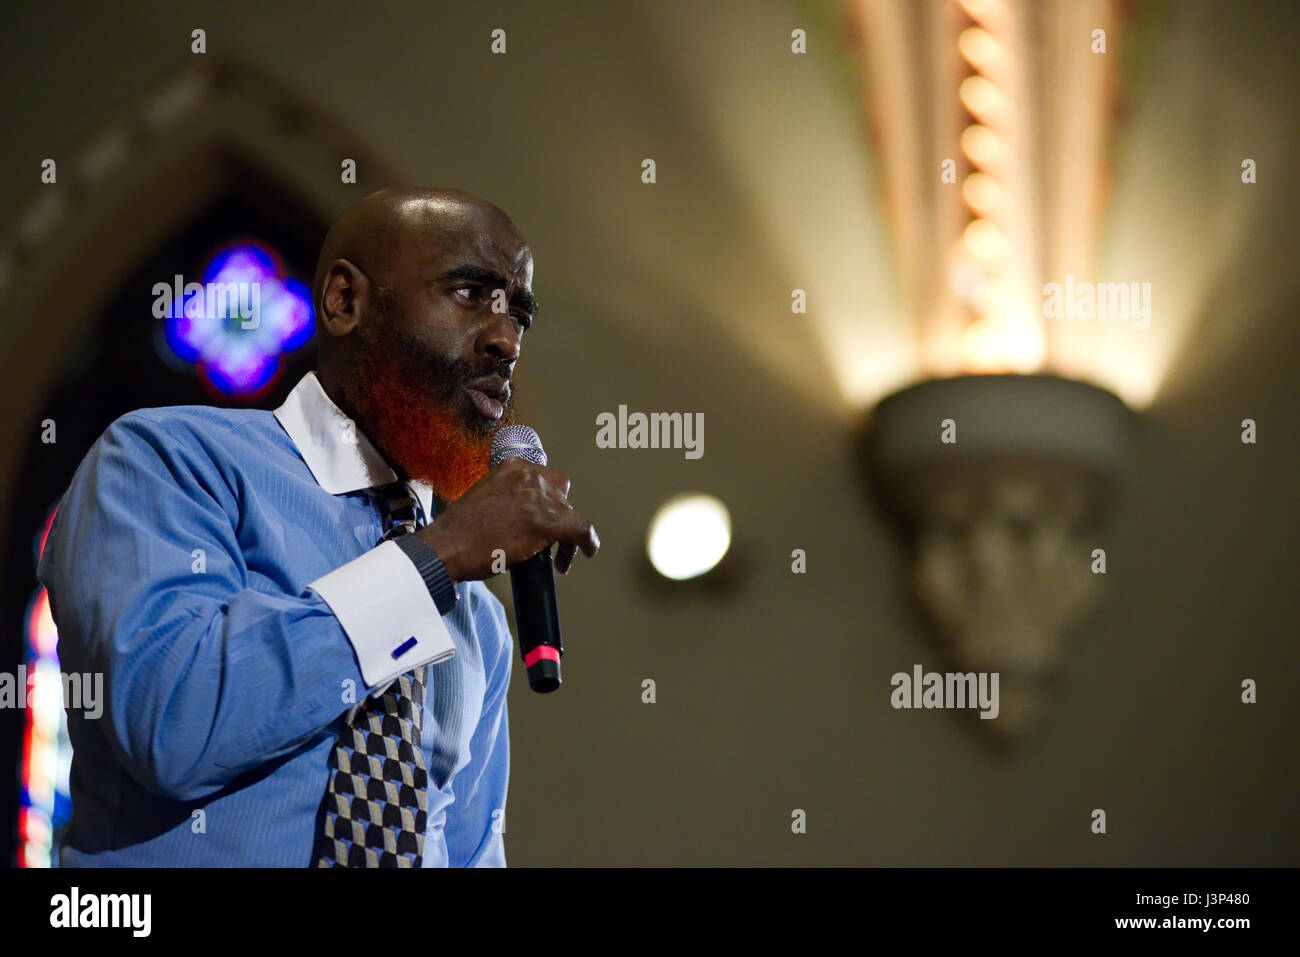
[490,424,547,469]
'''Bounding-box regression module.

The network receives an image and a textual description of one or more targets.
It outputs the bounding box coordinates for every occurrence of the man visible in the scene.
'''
[37,187,600,866]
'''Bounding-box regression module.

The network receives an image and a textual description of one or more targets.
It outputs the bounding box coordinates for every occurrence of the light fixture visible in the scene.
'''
[847,0,1134,743]
[867,374,1135,741]
[960,125,1002,165]
[646,493,732,581]
[962,219,1003,261]
[961,173,1001,213]
[957,27,1003,70]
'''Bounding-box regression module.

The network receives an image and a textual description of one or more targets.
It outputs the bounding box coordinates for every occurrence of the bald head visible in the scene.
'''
[312,187,521,310]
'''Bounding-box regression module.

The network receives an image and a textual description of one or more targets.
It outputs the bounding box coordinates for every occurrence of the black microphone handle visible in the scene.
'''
[508,546,563,693]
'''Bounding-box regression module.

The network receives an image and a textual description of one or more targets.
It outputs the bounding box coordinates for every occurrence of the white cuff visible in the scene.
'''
[308,540,455,690]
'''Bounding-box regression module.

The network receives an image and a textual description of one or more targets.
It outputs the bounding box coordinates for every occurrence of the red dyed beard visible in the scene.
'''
[340,321,516,506]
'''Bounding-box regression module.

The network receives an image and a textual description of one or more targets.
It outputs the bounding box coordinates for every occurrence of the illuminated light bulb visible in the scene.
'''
[959,0,1009,29]
[962,172,1002,213]
[949,259,990,303]
[959,0,997,17]
[647,493,732,580]
[962,317,1039,373]
[962,293,1048,373]
[982,289,1012,321]
[958,27,1001,69]
[963,219,1003,261]
[959,75,999,116]
[961,124,1001,165]
[962,317,1003,371]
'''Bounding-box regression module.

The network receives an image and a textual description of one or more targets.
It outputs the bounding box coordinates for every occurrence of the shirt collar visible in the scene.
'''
[273,371,435,520]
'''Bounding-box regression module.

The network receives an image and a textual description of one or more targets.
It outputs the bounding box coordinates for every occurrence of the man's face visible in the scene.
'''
[340,202,537,503]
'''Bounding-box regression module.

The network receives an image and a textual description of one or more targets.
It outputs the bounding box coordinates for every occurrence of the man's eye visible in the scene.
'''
[514,314,532,331]
[453,285,481,302]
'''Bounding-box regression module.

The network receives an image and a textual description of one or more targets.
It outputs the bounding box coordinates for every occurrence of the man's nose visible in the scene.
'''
[477,309,521,362]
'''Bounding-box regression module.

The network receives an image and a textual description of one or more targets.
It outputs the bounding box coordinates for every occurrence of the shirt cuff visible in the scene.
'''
[307,540,456,691]
[393,534,460,615]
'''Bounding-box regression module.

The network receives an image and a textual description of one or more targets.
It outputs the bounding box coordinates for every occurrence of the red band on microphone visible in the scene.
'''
[524,645,561,668]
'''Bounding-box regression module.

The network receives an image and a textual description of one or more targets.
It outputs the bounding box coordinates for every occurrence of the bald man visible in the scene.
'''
[38,188,599,867]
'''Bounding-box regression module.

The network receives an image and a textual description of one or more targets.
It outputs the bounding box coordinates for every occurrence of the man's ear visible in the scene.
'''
[318,259,371,338]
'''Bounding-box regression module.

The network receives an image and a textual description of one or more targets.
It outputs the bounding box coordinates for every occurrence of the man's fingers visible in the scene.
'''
[573,517,600,558]
[548,509,599,565]
[555,541,577,574]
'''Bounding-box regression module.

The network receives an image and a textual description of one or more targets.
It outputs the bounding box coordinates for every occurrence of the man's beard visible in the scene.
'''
[340,324,516,505]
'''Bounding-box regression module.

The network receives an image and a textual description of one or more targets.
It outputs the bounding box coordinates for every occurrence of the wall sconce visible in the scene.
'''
[845,0,1135,742]
[647,493,732,581]
[866,373,1136,742]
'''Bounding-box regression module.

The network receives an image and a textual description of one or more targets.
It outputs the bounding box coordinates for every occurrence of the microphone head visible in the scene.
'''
[490,424,547,469]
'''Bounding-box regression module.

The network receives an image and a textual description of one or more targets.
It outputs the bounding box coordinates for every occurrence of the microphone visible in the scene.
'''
[489,425,563,693]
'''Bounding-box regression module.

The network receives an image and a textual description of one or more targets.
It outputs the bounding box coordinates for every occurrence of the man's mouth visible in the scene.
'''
[464,378,510,420]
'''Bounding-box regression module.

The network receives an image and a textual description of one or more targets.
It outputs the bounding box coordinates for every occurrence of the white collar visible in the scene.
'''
[273,371,434,520]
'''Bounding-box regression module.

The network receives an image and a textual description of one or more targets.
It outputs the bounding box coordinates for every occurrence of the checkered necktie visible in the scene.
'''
[313,481,432,867]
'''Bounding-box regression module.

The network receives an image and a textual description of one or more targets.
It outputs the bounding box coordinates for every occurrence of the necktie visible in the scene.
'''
[313,481,431,867]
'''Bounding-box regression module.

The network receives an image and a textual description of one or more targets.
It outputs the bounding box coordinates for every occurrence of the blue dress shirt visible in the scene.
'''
[37,372,512,867]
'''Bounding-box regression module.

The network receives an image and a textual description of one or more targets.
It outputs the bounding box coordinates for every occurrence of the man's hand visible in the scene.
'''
[417,457,600,582]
